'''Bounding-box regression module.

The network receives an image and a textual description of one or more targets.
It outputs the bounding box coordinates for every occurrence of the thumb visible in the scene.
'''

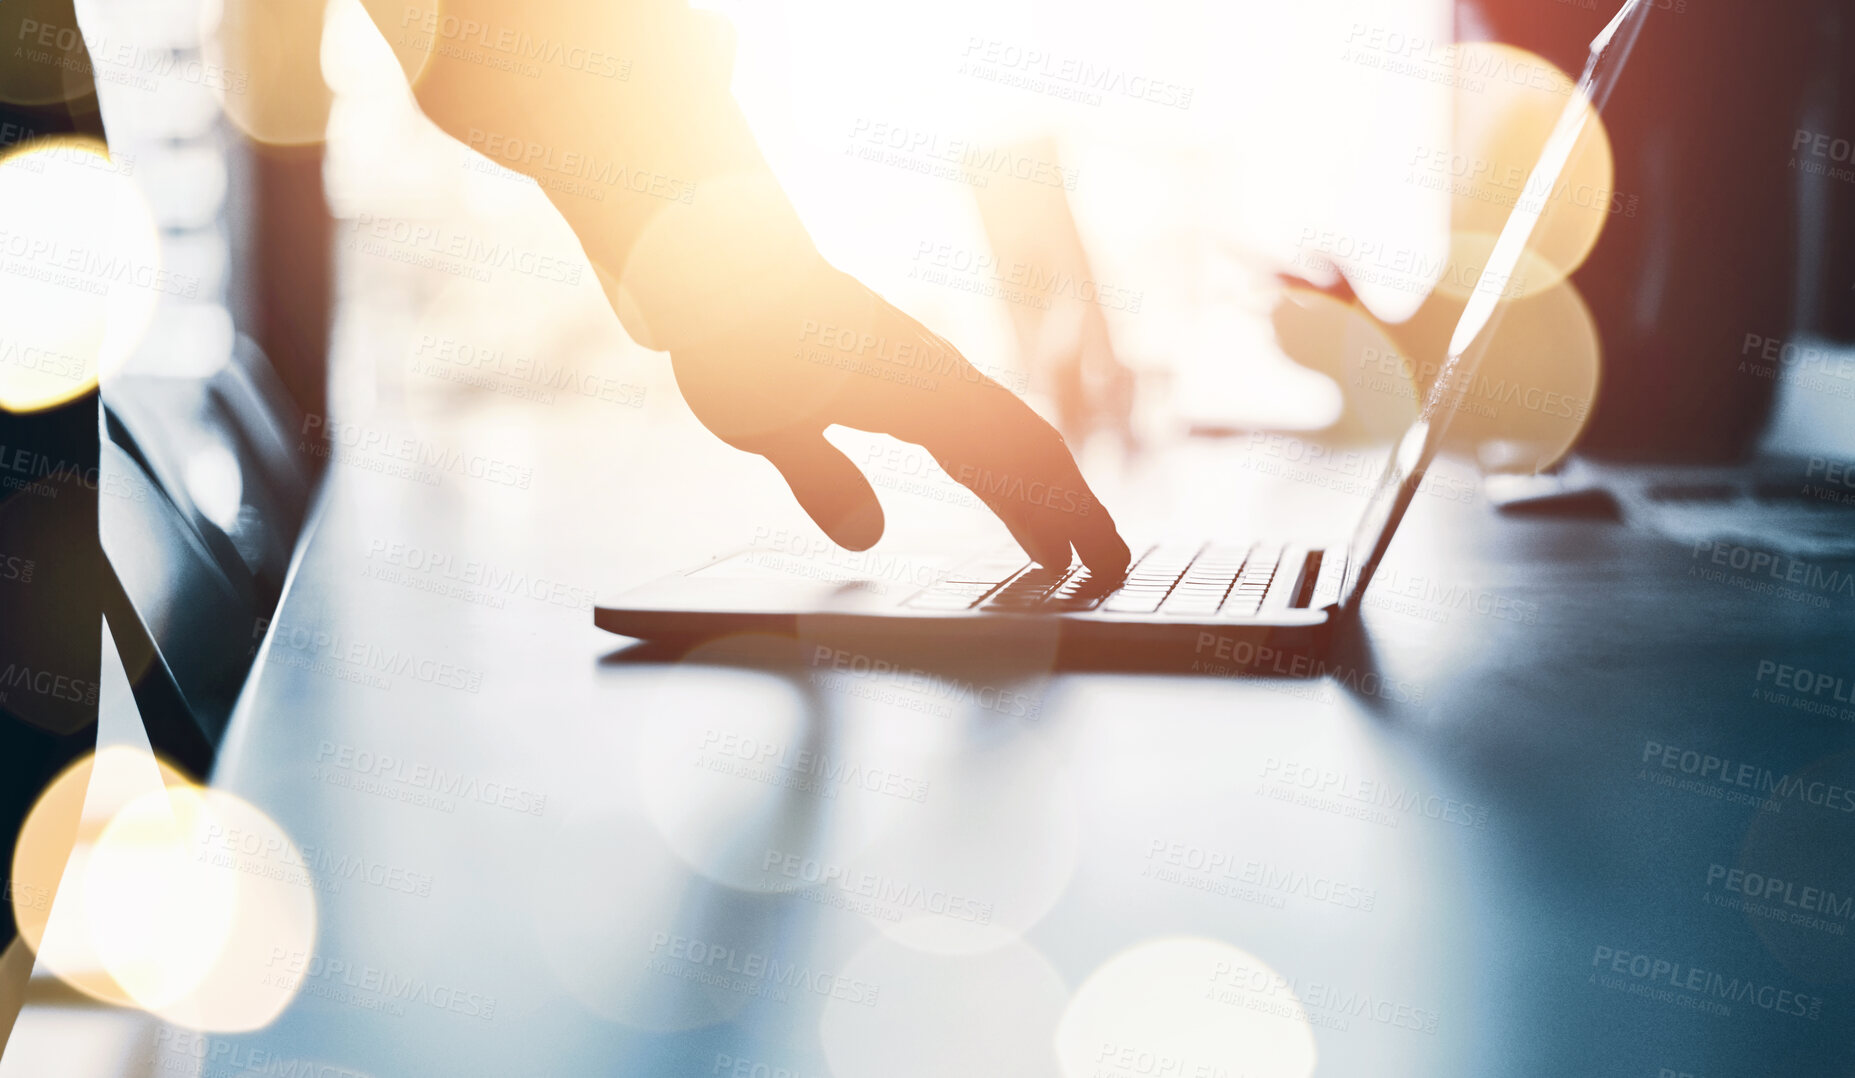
[756,430,886,551]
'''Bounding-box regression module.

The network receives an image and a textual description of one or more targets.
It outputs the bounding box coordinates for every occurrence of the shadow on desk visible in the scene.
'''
[598,615,1392,715]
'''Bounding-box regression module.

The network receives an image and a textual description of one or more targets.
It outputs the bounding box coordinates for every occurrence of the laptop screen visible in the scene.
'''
[1337,0,1654,610]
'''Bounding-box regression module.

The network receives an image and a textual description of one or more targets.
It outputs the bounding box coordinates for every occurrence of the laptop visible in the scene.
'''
[592,406,1441,662]
[594,0,1655,662]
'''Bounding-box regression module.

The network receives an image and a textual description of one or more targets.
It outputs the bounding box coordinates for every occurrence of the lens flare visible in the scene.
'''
[1375,276,1602,473]
[200,0,334,145]
[102,786,319,1031]
[11,746,194,1007]
[82,785,240,1014]
[1436,42,1615,302]
[0,136,162,412]
[1275,269,1600,472]
[11,747,317,1031]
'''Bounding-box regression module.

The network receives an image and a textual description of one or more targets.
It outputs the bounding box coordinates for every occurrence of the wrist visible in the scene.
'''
[581,169,823,353]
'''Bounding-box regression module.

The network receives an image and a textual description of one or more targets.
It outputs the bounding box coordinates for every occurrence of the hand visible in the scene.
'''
[665,254,1132,577]
[372,1,1129,575]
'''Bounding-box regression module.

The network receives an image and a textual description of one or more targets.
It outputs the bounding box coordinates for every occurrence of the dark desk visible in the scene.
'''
[10,393,1852,1078]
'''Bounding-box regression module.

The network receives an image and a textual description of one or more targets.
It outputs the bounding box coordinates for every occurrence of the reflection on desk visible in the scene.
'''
[7,393,1853,1078]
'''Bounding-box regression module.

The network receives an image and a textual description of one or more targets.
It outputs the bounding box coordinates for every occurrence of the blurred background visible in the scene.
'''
[8,0,1855,1072]
[316,0,1454,437]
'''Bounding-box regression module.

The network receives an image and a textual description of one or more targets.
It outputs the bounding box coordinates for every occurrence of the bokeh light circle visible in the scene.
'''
[1435,42,1615,301]
[83,785,241,1014]
[0,136,162,412]
[200,0,334,146]
[123,786,319,1031]
[11,746,194,1006]
[1373,275,1601,474]
[11,747,317,1031]
[1277,275,1600,473]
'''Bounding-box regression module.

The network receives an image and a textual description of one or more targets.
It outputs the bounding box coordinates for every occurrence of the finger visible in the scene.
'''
[753,430,886,551]
[936,397,1131,577]
[1004,414,1132,577]
[826,295,1131,575]
[957,459,1075,570]
[824,297,1013,442]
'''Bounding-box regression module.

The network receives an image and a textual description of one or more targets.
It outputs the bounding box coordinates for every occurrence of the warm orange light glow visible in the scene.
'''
[11,747,317,1032]
[11,746,194,1007]
[1377,276,1603,473]
[200,0,335,145]
[1437,42,1615,301]
[97,786,319,1031]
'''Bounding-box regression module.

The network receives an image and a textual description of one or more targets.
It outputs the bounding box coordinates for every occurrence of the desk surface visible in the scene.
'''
[15,386,1855,1078]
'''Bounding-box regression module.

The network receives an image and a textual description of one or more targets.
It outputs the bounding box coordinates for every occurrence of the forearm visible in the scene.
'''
[565,162,820,355]
[366,0,817,349]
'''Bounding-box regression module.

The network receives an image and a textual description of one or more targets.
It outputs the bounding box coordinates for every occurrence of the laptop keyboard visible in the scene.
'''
[904,543,1286,618]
